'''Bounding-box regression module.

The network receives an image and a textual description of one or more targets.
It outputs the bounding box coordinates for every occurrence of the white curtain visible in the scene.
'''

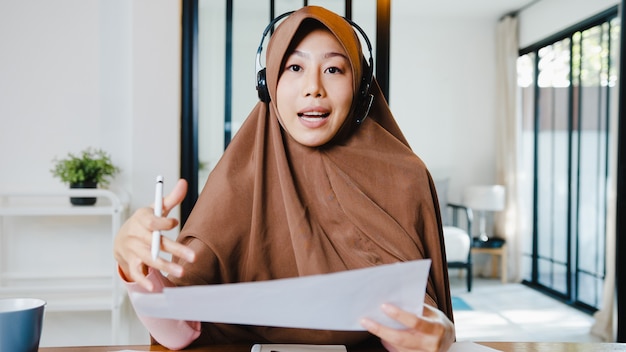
[590,41,620,341]
[494,15,521,282]
[590,173,617,341]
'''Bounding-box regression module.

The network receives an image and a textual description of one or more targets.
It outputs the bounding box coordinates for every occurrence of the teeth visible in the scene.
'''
[298,112,329,118]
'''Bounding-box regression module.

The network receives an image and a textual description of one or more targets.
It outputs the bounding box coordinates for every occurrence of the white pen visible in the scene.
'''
[151,175,164,260]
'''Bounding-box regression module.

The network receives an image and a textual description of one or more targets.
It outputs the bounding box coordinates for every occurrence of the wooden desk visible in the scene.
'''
[38,342,626,351]
[480,342,625,351]
[472,244,507,283]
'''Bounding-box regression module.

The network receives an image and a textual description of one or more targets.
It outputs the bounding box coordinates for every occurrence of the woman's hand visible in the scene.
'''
[114,178,196,291]
[360,303,455,352]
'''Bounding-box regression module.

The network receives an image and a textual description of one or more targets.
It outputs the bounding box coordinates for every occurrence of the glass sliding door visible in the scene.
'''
[535,38,572,297]
[573,20,618,310]
[518,10,619,312]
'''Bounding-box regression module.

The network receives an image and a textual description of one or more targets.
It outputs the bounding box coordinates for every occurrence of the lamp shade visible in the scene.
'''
[463,185,505,211]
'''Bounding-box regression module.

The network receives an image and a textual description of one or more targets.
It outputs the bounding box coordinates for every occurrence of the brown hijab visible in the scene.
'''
[173,5,452,346]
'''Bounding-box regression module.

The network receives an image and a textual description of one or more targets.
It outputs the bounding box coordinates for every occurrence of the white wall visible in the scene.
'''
[519,0,620,49]
[0,0,180,214]
[390,1,499,202]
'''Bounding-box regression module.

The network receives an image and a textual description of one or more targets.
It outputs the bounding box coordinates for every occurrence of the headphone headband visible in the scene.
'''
[255,11,295,76]
[255,10,374,124]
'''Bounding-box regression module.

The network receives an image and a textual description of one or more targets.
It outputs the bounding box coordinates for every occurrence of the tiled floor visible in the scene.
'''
[449,272,604,343]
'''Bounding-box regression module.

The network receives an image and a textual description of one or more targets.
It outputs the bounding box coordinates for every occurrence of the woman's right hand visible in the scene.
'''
[114,178,196,291]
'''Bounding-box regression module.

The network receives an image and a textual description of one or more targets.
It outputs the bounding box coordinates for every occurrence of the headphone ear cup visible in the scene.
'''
[353,64,373,124]
[359,75,369,101]
[256,68,270,103]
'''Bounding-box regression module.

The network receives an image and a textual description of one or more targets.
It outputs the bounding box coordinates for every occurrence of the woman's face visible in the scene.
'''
[276,28,354,147]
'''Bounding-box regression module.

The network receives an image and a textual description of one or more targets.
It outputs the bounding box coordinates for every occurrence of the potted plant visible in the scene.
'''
[50,147,120,205]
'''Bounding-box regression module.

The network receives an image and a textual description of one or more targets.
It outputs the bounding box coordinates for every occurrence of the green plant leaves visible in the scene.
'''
[51,147,120,186]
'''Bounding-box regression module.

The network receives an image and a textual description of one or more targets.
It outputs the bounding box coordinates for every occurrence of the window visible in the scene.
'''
[518,9,620,312]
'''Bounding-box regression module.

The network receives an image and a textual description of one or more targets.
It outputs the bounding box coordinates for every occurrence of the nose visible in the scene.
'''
[303,70,324,98]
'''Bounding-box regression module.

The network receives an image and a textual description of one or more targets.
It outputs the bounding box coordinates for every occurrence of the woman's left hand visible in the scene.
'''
[360,303,455,352]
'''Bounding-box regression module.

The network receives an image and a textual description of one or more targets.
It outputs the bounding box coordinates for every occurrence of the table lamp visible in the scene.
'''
[463,185,505,245]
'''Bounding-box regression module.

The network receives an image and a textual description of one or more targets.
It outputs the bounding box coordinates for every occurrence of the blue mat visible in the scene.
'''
[452,296,472,311]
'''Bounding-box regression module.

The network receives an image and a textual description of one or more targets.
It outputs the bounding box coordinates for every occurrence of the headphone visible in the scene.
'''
[255,11,375,125]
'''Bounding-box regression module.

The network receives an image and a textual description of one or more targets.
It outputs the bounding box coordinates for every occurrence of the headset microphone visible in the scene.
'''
[255,11,374,124]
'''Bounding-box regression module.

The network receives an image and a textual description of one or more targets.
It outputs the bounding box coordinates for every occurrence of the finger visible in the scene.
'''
[360,316,412,350]
[133,207,162,230]
[134,274,155,292]
[141,235,196,279]
[161,236,196,264]
[118,223,176,281]
[150,216,180,233]
[381,303,421,329]
[150,256,185,278]
[131,238,186,281]
[127,257,155,291]
[360,316,407,345]
[361,304,443,349]
[382,303,441,332]
[162,179,188,216]
[362,315,437,352]
[134,207,180,233]
[359,317,381,334]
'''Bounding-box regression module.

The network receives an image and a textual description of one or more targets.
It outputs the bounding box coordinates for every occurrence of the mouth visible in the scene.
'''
[297,110,330,121]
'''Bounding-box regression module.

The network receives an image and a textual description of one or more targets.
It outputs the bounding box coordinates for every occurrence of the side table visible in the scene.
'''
[471,244,507,283]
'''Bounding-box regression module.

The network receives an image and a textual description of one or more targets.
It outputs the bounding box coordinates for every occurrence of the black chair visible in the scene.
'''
[435,179,474,292]
[443,203,474,292]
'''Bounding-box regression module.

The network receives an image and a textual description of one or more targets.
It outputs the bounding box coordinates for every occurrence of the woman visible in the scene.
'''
[114,5,455,352]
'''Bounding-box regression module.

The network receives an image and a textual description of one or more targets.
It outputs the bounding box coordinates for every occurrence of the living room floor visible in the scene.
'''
[449,273,604,343]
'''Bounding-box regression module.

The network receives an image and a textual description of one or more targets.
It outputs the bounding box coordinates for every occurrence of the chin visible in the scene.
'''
[295,136,330,148]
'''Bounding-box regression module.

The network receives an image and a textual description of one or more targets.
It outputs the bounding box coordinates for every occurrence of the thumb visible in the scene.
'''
[163,178,188,216]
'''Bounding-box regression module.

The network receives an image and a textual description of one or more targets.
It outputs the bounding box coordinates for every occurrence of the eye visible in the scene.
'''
[287,64,302,72]
[326,67,343,74]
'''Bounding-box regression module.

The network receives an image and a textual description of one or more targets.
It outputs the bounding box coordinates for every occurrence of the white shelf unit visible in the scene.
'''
[0,190,127,344]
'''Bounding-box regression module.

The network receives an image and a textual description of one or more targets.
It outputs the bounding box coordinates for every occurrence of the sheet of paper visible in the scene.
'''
[130,259,431,331]
[449,342,503,352]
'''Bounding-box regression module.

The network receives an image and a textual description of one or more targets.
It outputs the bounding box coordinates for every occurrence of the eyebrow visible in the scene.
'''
[292,50,349,61]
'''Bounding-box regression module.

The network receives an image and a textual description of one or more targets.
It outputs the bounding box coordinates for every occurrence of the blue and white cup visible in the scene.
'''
[0,298,46,352]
